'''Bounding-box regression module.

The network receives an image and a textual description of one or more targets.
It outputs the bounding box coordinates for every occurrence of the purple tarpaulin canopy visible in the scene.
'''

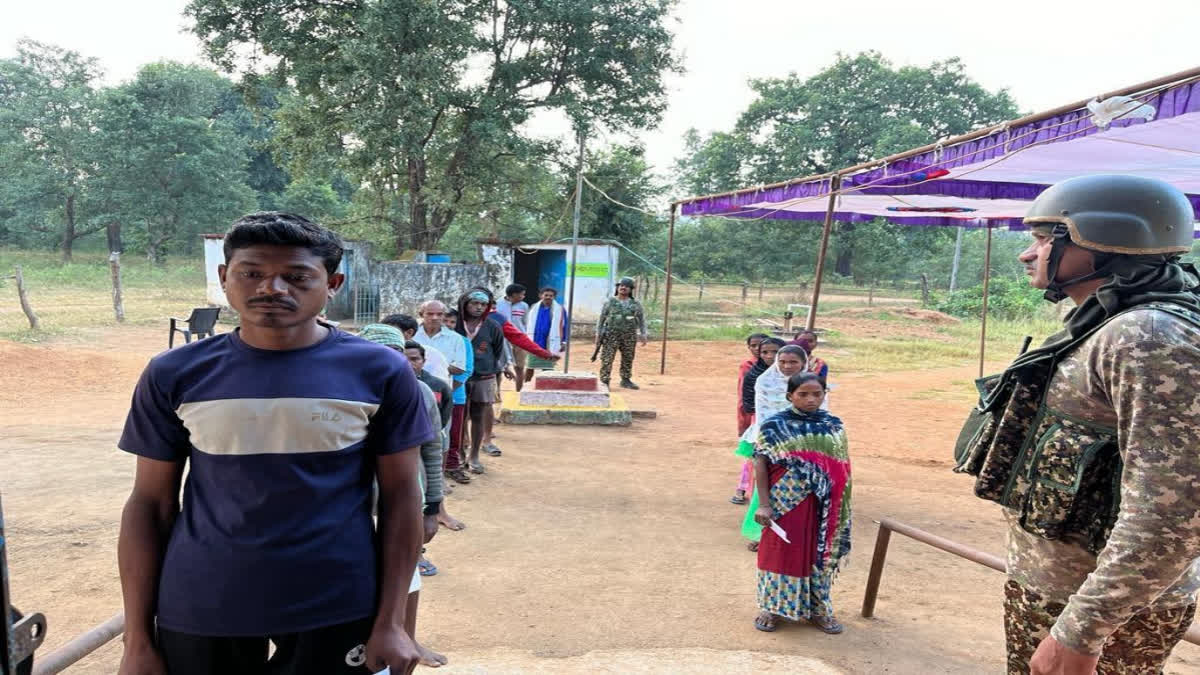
[658,68,1200,377]
[679,75,1200,238]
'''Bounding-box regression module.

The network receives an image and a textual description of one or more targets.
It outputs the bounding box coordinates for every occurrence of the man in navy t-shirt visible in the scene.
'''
[116,212,433,675]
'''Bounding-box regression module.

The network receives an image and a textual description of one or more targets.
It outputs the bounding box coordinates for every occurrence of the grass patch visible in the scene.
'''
[821,314,1064,374]
[0,248,206,341]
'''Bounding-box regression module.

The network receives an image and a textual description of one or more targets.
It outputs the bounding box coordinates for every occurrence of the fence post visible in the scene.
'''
[110,252,125,322]
[13,266,39,330]
[759,281,765,301]
[741,281,749,301]
[861,523,893,618]
[920,274,929,307]
[698,280,704,301]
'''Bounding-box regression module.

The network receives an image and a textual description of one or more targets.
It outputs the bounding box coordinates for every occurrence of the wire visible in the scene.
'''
[581,175,664,218]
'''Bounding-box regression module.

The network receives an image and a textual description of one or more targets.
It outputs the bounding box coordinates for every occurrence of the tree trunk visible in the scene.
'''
[868,280,875,306]
[949,226,964,291]
[61,195,76,262]
[406,156,428,252]
[14,266,39,330]
[106,222,123,254]
[835,248,853,278]
[920,273,930,306]
[110,252,125,323]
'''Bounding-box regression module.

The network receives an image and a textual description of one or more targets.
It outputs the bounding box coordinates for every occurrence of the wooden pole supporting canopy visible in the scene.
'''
[805,174,842,333]
[660,204,677,374]
[979,226,993,378]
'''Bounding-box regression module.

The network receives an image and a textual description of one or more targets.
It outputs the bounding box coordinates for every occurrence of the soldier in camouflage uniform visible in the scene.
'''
[596,277,648,389]
[953,175,1200,675]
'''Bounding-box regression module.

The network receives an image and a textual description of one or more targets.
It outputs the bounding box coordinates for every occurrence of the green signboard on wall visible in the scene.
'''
[572,262,610,278]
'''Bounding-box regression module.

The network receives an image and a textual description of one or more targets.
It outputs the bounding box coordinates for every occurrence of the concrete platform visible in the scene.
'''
[499,390,632,426]
[532,372,599,391]
[519,388,612,408]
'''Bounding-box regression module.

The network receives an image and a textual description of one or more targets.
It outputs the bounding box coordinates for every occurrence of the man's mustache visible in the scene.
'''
[248,296,298,309]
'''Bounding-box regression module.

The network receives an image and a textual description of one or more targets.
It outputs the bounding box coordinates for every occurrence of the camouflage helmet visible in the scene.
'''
[617,277,636,288]
[1024,174,1194,255]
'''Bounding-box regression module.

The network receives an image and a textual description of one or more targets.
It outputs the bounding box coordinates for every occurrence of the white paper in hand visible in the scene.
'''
[374,669,390,675]
[769,520,791,544]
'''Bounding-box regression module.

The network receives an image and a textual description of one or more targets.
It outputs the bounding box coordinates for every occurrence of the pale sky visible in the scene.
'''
[6,0,1200,197]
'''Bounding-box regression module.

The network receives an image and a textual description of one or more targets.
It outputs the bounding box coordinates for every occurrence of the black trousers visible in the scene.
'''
[157,616,373,675]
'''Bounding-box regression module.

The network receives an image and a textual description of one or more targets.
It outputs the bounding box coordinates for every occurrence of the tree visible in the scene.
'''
[579,144,662,247]
[186,0,682,252]
[0,40,105,260]
[94,63,257,263]
[277,177,348,224]
[673,128,750,197]
[677,52,1018,278]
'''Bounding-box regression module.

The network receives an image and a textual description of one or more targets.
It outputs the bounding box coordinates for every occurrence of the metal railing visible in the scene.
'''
[861,517,1200,646]
[30,614,122,675]
[29,517,1200,672]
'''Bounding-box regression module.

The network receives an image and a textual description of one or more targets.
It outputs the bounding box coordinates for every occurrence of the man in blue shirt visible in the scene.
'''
[117,212,432,675]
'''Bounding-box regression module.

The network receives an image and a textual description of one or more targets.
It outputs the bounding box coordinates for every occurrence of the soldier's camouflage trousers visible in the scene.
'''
[599,331,637,383]
[1004,579,1195,674]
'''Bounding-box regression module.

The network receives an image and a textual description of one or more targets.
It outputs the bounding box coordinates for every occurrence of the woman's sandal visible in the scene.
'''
[812,616,844,635]
[446,469,472,484]
[469,461,486,475]
[418,559,438,577]
[754,612,778,633]
[730,493,748,505]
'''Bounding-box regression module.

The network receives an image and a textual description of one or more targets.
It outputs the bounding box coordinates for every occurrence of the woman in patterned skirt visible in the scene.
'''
[752,372,851,634]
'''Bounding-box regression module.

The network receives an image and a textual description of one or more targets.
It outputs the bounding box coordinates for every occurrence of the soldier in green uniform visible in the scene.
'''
[953,175,1200,674]
[596,277,648,389]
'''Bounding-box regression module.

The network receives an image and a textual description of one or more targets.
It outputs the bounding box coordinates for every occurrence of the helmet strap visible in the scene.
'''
[1042,224,1113,303]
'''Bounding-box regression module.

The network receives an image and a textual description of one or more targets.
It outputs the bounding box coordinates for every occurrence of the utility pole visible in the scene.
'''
[564,129,585,373]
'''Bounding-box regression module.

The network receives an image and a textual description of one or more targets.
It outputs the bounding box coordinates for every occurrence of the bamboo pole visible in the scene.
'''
[805,175,841,332]
[979,226,993,378]
[660,205,677,374]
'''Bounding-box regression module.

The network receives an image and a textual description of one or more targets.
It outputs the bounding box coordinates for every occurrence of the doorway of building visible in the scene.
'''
[513,248,567,297]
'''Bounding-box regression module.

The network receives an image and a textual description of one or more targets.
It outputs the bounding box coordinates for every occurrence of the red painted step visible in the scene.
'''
[534,374,599,391]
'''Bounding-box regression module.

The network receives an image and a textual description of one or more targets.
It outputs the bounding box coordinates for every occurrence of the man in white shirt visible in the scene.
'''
[413,301,467,390]
[381,314,451,387]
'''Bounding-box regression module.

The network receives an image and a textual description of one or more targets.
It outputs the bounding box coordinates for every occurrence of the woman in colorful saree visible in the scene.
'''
[752,372,851,635]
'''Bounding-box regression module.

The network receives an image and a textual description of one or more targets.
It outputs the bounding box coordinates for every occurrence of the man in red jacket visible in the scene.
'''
[468,286,561,459]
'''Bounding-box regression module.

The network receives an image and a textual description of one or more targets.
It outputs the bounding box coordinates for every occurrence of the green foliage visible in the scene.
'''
[277,177,348,224]
[186,0,681,252]
[0,40,105,259]
[933,276,1045,321]
[94,62,258,263]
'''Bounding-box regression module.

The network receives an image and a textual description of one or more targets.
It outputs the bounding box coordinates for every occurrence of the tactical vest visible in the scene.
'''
[604,299,642,334]
[954,303,1200,555]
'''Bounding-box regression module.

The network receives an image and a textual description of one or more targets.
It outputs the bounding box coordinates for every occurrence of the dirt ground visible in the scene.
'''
[2,325,1198,674]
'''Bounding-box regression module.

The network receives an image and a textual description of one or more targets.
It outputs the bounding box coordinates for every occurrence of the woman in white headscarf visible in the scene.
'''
[737,345,809,549]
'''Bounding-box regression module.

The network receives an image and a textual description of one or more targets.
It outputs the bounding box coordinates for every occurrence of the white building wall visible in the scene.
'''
[561,243,618,322]
[203,237,229,307]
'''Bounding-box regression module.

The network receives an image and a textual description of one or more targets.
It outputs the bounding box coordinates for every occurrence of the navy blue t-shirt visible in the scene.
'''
[119,327,434,636]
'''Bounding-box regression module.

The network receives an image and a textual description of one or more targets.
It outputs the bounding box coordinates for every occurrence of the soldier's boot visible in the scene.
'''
[620,379,639,390]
